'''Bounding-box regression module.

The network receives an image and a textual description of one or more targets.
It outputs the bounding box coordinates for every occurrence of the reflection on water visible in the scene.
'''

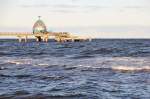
[0,39,150,99]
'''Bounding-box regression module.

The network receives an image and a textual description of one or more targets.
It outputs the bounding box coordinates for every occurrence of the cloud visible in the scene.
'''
[49,9,77,13]
[21,4,50,8]
[20,3,147,9]
[52,4,80,9]
[124,6,146,9]
[20,4,109,12]
[20,3,149,14]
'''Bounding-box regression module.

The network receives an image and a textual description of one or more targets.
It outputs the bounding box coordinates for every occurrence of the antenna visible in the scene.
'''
[38,16,41,20]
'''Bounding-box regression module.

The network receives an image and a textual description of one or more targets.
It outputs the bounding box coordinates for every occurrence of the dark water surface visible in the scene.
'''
[0,39,150,99]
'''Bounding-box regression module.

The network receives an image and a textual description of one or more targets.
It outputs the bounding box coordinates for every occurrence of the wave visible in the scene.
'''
[37,63,49,66]
[0,92,86,99]
[112,66,150,72]
[6,59,49,66]
[7,60,31,65]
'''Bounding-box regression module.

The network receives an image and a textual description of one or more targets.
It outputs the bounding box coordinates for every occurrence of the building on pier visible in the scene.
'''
[33,16,47,34]
[33,16,49,42]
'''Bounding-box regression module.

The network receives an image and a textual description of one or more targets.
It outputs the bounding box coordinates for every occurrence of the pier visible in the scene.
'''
[0,16,91,42]
[0,32,90,42]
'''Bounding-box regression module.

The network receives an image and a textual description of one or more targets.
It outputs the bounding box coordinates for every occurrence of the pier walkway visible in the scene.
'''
[0,32,90,42]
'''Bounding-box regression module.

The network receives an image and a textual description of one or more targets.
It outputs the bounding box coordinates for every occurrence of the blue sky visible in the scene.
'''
[0,0,150,38]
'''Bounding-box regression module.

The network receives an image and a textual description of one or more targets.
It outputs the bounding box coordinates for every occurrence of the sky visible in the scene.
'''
[0,0,150,38]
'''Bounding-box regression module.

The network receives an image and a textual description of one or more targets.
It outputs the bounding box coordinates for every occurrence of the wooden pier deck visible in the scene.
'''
[0,32,91,42]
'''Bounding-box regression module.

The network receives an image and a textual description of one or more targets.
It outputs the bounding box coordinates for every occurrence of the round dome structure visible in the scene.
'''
[33,16,47,34]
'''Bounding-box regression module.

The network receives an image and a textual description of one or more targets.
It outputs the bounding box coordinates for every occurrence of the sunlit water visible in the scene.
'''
[0,39,150,99]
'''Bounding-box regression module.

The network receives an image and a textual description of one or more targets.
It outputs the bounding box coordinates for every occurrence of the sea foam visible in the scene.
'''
[112,66,150,72]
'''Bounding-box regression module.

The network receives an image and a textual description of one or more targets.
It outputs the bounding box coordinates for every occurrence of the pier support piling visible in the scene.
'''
[36,36,42,42]
[25,36,28,42]
[45,37,48,42]
[18,37,22,42]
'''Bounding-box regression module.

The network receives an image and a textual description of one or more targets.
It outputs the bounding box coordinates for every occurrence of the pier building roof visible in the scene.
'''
[33,16,47,34]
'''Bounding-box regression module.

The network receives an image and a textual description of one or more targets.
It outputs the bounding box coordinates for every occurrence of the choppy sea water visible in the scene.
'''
[0,39,150,99]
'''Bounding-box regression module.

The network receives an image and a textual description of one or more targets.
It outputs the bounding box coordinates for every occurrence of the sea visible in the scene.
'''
[0,39,150,99]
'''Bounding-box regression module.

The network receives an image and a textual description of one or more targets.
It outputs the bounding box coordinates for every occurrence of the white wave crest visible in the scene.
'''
[7,60,31,65]
[112,66,150,71]
[38,63,49,66]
